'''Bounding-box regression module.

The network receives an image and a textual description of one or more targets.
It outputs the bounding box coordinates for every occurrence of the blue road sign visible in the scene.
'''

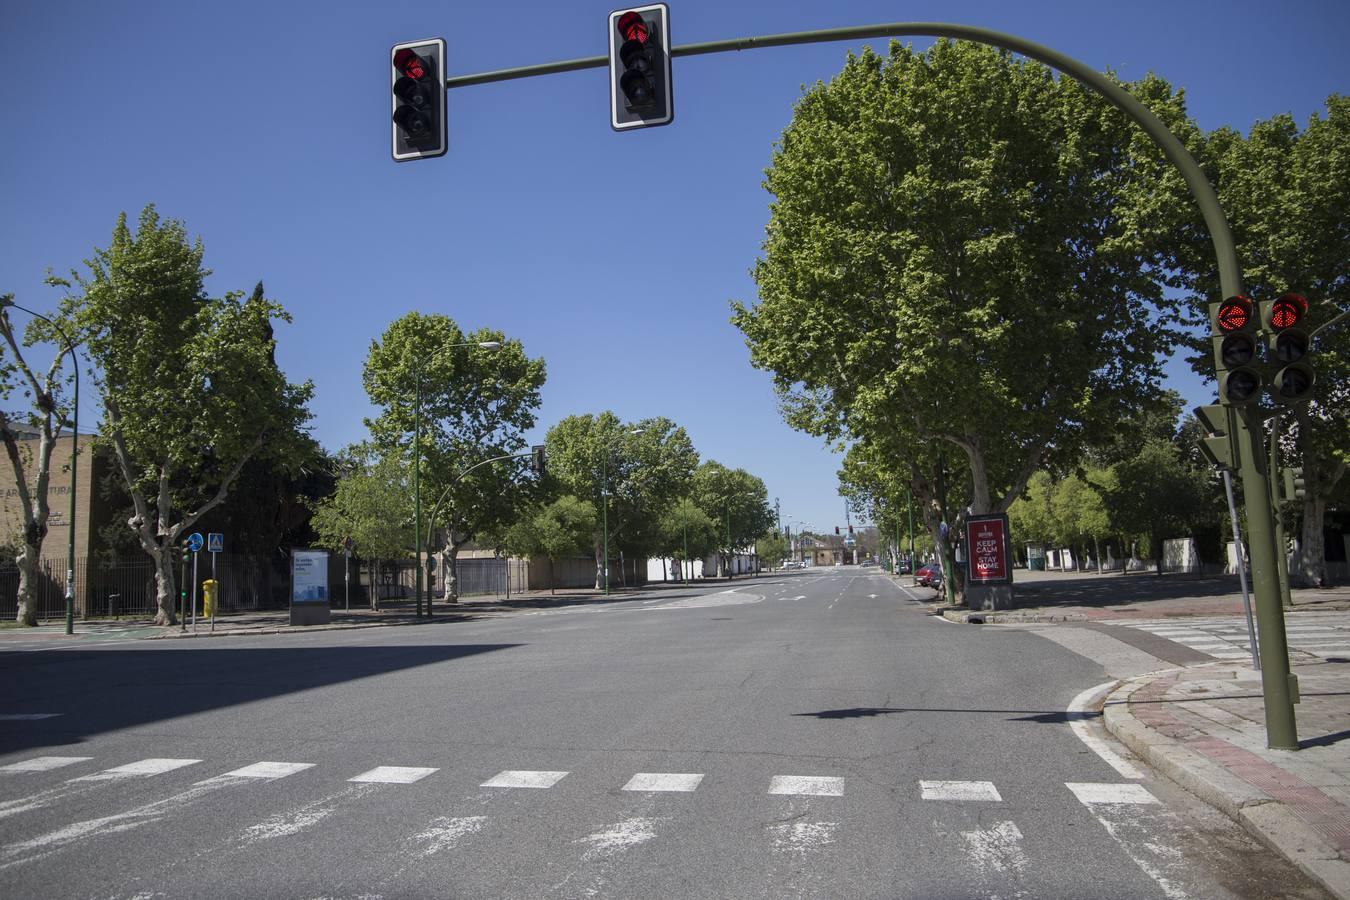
[207,533,224,553]
[187,533,204,553]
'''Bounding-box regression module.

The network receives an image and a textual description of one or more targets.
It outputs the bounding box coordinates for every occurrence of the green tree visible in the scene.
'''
[544,413,698,589]
[0,295,75,624]
[503,495,596,594]
[756,529,790,570]
[1007,470,1056,555]
[362,313,545,603]
[1171,97,1349,585]
[311,447,413,609]
[655,498,718,581]
[691,461,775,577]
[46,207,313,625]
[1051,472,1111,569]
[1101,439,1215,571]
[732,41,1193,546]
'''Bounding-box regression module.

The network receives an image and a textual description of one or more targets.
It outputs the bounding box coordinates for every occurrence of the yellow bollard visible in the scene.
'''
[202,579,218,618]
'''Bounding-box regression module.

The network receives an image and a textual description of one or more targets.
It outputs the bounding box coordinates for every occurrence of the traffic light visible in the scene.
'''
[835,527,840,535]
[391,38,447,162]
[848,525,854,535]
[1210,295,1262,406]
[1281,466,1306,503]
[1262,293,1315,403]
[531,445,546,475]
[1194,404,1236,470]
[607,4,673,131]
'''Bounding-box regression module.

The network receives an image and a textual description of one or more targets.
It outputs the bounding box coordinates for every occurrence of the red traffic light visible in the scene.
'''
[394,48,426,80]
[1269,293,1307,329]
[617,11,649,43]
[1216,296,1253,333]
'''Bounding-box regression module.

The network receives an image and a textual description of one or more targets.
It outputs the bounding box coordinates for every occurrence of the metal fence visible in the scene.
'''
[1,553,533,621]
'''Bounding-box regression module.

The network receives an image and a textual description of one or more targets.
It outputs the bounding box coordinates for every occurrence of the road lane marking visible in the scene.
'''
[578,816,660,861]
[0,756,90,773]
[349,766,438,784]
[0,713,63,720]
[920,780,1002,801]
[218,761,315,779]
[1066,782,1160,805]
[74,758,201,780]
[411,815,487,856]
[768,775,844,797]
[1067,682,1147,779]
[622,772,703,792]
[238,783,380,844]
[481,769,568,789]
[959,820,1031,891]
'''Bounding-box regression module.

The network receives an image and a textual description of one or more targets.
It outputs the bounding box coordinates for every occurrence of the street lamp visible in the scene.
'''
[413,339,501,618]
[602,426,645,595]
[0,297,80,635]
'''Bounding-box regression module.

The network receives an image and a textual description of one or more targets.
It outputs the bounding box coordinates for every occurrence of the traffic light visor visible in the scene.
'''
[1220,333,1256,368]
[1224,370,1261,404]
[1216,296,1253,332]
[394,48,426,80]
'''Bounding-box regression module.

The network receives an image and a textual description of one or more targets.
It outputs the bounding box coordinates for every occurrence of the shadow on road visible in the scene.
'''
[0,643,522,755]
[792,705,1099,723]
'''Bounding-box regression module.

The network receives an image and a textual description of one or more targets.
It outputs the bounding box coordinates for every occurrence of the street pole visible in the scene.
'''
[1268,411,1293,608]
[413,361,423,618]
[1223,469,1260,671]
[180,549,187,632]
[191,550,199,632]
[602,452,610,596]
[725,502,731,579]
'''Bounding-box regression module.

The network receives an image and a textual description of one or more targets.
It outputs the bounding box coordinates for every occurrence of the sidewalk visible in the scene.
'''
[1102,659,1350,898]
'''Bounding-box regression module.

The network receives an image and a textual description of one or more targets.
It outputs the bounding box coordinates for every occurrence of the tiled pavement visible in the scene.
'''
[1103,658,1350,898]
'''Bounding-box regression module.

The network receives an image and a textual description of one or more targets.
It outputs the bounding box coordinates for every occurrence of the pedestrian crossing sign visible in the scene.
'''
[207,533,224,553]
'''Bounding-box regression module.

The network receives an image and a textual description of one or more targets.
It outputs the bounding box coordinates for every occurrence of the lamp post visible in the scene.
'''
[0,298,80,635]
[413,340,501,619]
[602,426,645,595]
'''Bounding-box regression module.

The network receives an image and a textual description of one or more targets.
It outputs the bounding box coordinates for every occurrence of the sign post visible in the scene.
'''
[290,548,332,626]
[186,532,204,631]
[207,533,223,632]
[964,513,1013,611]
[343,537,353,612]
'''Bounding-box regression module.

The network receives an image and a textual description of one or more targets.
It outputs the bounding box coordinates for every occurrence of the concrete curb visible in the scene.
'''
[1101,670,1350,899]
[939,608,1089,624]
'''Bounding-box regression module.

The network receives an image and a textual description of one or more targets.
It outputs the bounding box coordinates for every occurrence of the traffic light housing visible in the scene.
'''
[835,527,840,535]
[1194,404,1236,470]
[607,4,673,131]
[391,38,447,162]
[1262,293,1315,403]
[1281,466,1306,503]
[531,445,546,476]
[1210,296,1263,406]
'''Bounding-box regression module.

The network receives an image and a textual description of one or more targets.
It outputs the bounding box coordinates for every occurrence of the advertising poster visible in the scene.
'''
[965,513,1011,585]
[290,548,332,625]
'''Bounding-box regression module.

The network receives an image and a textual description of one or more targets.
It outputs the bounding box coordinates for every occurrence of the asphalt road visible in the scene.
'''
[0,570,1329,899]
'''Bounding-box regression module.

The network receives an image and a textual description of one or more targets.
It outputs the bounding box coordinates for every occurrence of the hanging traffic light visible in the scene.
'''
[607,4,673,131]
[1262,293,1315,403]
[531,445,547,475]
[1210,295,1262,406]
[391,38,447,162]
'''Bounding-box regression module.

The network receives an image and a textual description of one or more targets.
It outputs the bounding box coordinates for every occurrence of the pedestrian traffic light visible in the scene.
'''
[1210,296,1262,406]
[848,525,854,535]
[834,527,840,535]
[391,38,447,162]
[1281,466,1306,503]
[1261,293,1315,403]
[607,4,673,131]
[531,445,546,475]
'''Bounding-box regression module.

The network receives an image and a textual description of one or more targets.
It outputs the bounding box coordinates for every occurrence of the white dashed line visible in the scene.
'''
[1066,782,1160,805]
[481,769,569,789]
[74,758,202,781]
[348,766,438,784]
[768,775,844,797]
[219,761,315,779]
[622,772,704,792]
[0,756,91,773]
[920,780,1002,801]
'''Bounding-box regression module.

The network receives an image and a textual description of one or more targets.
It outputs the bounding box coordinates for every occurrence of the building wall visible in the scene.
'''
[1,435,104,564]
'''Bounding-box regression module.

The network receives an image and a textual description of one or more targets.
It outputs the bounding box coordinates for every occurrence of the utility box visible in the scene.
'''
[202,579,218,618]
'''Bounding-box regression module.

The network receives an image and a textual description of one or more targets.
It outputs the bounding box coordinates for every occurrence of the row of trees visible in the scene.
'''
[732,40,1347,602]
[3,207,780,624]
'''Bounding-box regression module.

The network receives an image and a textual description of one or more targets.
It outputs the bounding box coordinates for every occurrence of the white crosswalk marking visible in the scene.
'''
[0,713,63,720]
[768,775,844,797]
[218,761,315,779]
[74,758,201,780]
[920,780,1002,801]
[1066,782,1160,805]
[349,766,438,784]
[0,756,91,773]
[1123,616,1350,661]
[481,769,568,789]
[622,772,703,792]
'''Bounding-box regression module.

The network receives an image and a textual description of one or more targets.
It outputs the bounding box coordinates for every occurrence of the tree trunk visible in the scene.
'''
[594,538,604,590]
[151,545,178,626]
[1093,536,1102,573]
[445,544,460,603]
[14,539,42,626]
[550,557,555,595]
[1297,497,1327,588]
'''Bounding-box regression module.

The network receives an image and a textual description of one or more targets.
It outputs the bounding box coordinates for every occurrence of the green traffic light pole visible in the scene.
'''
[444,21,1295,747]
[1,298,80,635]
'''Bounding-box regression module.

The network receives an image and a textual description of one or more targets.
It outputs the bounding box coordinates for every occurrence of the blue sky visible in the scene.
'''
[3,0,1346,535]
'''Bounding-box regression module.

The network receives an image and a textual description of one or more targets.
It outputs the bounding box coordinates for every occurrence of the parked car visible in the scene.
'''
[915,564,943,588]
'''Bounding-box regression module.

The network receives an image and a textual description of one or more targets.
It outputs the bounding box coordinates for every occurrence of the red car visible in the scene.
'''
[915,564,942,588]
